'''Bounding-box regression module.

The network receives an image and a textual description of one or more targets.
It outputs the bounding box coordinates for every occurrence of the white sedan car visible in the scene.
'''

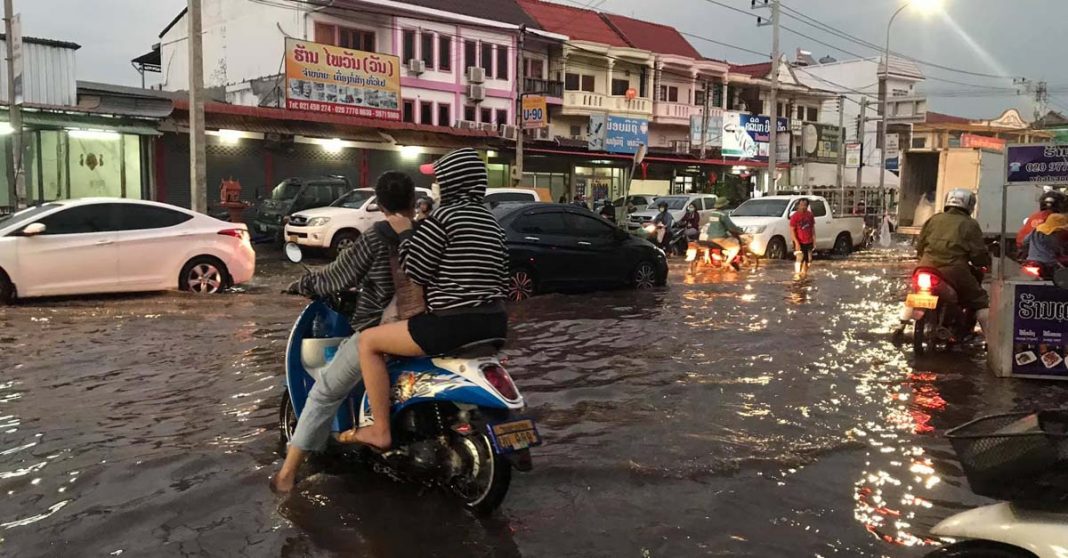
[0,198,256,302]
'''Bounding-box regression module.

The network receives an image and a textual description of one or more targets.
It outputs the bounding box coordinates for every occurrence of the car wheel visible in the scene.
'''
[180,257,229,294]
[833,233,853,257]
[0,269,14,304]
[330,230,360,259]
[508,267,536,302]
[633,261,658,289]
[765,237,788,260]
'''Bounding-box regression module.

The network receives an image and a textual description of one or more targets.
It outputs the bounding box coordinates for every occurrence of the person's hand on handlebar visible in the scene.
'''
[283,279,302,295]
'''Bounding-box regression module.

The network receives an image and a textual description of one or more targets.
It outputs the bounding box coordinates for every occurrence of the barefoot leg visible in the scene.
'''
[346,321,426,450]
[272,446,306,493]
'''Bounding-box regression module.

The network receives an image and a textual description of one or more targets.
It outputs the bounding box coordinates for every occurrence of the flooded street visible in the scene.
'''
[2,249,1065,558]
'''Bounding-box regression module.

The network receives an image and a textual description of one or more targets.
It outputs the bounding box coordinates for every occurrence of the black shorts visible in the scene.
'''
[798,243,813,264]
[408,309,508,356]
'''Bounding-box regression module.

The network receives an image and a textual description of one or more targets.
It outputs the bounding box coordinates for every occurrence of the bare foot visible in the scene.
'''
[337,426,392,451]
[269,473,295,494]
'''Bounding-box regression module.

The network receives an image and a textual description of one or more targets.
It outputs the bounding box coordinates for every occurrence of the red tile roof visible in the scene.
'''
[600,14,701,58]
[516,0,628,47]
[925,111,972,125]
[730,62,772,78]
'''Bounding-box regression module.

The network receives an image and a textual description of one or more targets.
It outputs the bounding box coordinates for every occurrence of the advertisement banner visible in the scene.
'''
[1012,283,1068,378]
[798,122,843,163]
[961,133,1006,152]
[599,115,648,154]
[1007,144,1068,184]
[722,111,790,163]
[689,110,724,149]
[845,143,862,169]
[522,96,547,129]
[588,114,607,151]
[284,37,401,120]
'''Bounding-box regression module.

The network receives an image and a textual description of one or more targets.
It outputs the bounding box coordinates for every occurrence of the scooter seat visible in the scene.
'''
[301,337,347,381]
[433,338,507,359]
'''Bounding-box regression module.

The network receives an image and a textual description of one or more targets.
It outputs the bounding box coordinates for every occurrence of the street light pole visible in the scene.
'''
[878,3,909,220]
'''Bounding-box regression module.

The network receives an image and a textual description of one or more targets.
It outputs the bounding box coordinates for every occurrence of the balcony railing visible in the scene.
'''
[609,96,651,114]
[524,77,564,98]
[653,101,697,121]
[563,91,607,111]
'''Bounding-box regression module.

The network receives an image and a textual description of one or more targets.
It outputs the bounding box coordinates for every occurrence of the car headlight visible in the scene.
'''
[655,247,667,258]
[744,225,766,234]
[307,217,331,227]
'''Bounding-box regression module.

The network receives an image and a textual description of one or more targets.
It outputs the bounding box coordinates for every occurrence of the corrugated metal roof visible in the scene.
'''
[0,33,79,50]
[600,14,701,59]
[0,39,77,106]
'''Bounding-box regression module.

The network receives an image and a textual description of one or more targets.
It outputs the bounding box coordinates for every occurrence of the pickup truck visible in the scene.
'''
[728,195,865,259]
[285,186,433,257]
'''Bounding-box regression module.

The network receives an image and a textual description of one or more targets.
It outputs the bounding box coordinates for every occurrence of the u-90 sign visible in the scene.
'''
[522,96,547,129]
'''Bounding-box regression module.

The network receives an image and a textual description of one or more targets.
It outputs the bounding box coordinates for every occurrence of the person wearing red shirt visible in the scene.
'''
[1016,191,1067,251]
[789,198,816,275]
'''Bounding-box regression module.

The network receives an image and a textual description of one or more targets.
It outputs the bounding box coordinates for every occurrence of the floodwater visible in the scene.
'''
[1,249,1065,557]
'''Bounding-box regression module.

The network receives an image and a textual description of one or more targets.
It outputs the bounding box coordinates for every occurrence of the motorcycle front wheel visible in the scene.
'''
[453,432,511,515]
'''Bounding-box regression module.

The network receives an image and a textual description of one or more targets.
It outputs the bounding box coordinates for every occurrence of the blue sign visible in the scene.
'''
[1012,283,1068,377]
[1007,144,1068,184]
[722,111,790,162]
[598,115,649,155]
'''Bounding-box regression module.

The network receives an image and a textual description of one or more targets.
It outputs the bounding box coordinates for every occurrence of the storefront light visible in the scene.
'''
[321,138,344,154]
[217,129,243,144]
[400,145,421,160]
[0,123,12,135]
[68,129,121,140]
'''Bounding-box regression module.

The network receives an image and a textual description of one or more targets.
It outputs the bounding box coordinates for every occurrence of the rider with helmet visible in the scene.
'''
[415,196,434,221]
[916,188,992,333]
[1016,190,1067,251]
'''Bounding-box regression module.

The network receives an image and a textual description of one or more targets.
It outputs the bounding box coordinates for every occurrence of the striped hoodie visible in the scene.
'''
[296,221,398,331]
[399,148,508,311]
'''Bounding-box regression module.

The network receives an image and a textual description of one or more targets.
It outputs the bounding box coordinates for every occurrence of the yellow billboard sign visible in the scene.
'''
[284,37,401,120]
[522,96,547,129]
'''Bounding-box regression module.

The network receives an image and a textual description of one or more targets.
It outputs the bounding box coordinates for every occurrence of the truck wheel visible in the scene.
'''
[330,230,360,259]
[833,233,853,257]
[765,237,788,260]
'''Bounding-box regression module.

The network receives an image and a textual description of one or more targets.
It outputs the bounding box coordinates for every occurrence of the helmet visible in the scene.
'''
[944,188,977,214]
[417,196,434,211]
[1039,190,1066,212]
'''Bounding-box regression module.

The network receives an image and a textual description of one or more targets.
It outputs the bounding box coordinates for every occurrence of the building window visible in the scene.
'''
[581,75,595,92]
[807,107,818,122]
[564,73,579,91]
[496,109,508,127]
[419,32,434,67]
[402,30,416,61]
[480,107,492,124]
[403,100,415,123]
[464,40,477,70]
[611,78,630,96]
[438,36,451,71]
[464,105,476,122]
[695,89,706,106]
[420,101,433,125]
[525,58,544,79]
[658,85,679,102]
[496,46,508,80]
[314,23,375,51]
[480,43,494,77]
[570,124,583,137]
[438,104,451,127]
[796,105,805,120]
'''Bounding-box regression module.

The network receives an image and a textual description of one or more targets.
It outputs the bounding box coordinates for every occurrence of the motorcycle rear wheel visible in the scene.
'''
[454,432,511,515]
[279,391,297,447]
[913,312,931,356]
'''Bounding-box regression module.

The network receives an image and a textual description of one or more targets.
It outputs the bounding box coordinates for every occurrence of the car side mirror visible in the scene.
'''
[284,242,304,263]
[1054,268,1068,290]
[21,222,45,236]
[367,203,380,212]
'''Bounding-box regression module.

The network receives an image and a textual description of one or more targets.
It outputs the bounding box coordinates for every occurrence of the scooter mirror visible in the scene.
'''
[284,242,304,264]
[1054,267,1068,290]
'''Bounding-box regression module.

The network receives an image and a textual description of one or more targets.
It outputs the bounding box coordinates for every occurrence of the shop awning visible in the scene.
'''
[2,108,162,135]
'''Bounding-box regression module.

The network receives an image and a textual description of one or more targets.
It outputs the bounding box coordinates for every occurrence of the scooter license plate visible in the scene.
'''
[288,235,299,243]
[906,293,939,310]
[488,419,542,453]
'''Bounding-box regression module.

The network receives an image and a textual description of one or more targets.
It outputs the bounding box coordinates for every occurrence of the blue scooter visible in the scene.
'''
[279,244,540,514]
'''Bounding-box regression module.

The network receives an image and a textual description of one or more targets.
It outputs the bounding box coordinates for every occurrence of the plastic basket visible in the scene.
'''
[946,410,1068,505]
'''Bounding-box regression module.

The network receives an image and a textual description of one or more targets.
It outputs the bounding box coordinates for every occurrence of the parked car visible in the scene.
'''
[0,198,255,302]
[485,187,542,208]
[626,194,719,232]
[494,203,668,301]
[614,194,657,211]
[728,195,865,259]
[285,187,433,257]
[252,176,350,242]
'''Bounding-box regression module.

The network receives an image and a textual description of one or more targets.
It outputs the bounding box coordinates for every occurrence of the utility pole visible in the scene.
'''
[836,95,845,213]
[188,0,207,213]
[753,0,781,195]
[856,97,867,209]
[698,79,711,160]
[3,0,24,208]
[512,25,525,187]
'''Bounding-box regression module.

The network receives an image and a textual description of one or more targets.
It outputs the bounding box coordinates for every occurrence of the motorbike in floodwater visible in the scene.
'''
[923,410,1068,558]
[905,267,980,355]
[278,243,540,514]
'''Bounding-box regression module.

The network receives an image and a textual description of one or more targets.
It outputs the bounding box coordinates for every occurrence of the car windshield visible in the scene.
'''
[652,197,689,210]
[271,182,301,201]
[331,189,374,209]
[0,203,61,229]
[732,199,790,217]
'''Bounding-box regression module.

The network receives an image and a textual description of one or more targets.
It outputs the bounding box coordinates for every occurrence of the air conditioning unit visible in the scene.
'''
[455,120,478,130]
[407,59,426,75]
[466,84,486,102]
[500,125,518,140]
[525,127,551,141]
[479,122,497,132]
[466,66,486,83]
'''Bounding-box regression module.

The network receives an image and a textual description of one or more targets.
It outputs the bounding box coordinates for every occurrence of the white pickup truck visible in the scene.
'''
[728,195,865,259]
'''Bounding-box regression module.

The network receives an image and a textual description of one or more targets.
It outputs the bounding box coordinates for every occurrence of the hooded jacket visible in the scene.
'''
[399,148,508,311]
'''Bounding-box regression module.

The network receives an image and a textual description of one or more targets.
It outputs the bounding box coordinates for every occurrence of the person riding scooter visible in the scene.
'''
[651,201,674,250]
[1021,212,1068,277]
[701,199,746,270]
[1017,190,1067,252]
[914,189,991,336]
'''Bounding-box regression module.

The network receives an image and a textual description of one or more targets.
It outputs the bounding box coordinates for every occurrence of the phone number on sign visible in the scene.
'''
[286,100,400,120]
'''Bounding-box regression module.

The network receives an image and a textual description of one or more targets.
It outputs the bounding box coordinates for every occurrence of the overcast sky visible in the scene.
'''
[15,0,1064,119]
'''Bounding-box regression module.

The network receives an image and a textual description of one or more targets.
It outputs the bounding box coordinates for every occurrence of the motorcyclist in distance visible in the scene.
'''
[1017,190,1067,252]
